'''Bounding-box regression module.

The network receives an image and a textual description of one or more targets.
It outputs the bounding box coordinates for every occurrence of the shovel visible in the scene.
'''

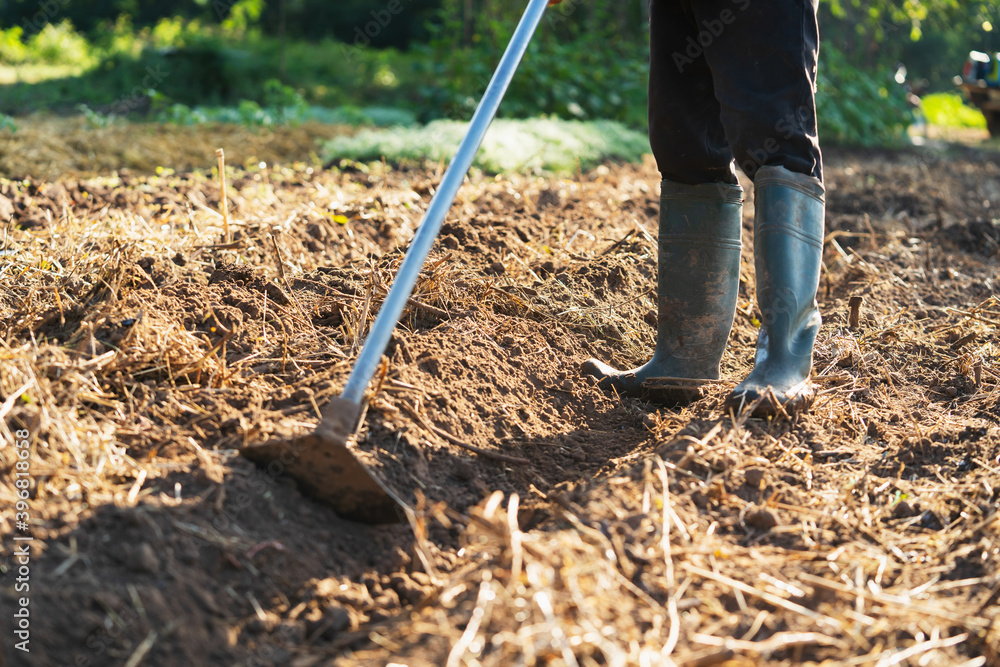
[242,0,553,524]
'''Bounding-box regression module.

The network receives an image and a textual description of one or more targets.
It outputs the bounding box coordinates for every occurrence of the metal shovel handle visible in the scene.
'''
[340,0,552,404]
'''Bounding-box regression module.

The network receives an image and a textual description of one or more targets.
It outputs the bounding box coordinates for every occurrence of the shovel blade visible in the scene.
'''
[242,398,403,524]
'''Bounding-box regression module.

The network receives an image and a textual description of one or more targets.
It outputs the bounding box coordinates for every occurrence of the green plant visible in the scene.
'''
[220,0,264,38]
[411,3,648,127]
[0,27,28,64]
[816,44,912,146]
[261,79,310,124]
[0,114,16,132]
[158,103,209,125]
[153,100,416,128]
[76,104,112,128]
[312,106,417,127]
[27,20,96,67]
[921,92,988,129]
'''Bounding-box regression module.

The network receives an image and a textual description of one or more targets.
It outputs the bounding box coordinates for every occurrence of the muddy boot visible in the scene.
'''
[727,166,825,418]
[582,179,743,405]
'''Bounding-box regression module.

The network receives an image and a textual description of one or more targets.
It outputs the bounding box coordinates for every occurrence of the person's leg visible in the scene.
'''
[688,0,825,416]
[690,0,823,182]
[647,0,739,185]
[581,0,743,404]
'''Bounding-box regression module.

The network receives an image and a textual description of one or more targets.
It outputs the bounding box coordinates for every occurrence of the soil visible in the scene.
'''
[2,144,1000,666]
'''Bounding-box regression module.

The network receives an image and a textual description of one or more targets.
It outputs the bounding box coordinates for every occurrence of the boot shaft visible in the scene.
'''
[752,166,825,345]
[653,179,744,377]
[659,180,744,244]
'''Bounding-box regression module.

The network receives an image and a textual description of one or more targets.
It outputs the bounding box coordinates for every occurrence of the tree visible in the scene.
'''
[819,0,1000,89]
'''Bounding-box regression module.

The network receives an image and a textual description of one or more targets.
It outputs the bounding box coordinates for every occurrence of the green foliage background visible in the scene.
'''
[0,0,997,146]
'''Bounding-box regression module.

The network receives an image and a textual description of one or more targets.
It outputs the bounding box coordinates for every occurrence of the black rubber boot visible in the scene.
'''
[727,166,825,418]
[582,180,743,405]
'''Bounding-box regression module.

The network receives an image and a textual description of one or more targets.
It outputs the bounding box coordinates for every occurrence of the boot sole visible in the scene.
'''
[599,375,713,406]
[640,377,713,407]
[582,359,717,407]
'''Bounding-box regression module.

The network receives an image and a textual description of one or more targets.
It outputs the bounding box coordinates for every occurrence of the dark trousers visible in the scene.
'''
[648,0,823,185]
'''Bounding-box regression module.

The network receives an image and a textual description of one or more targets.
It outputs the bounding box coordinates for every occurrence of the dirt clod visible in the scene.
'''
[132,543,162,574]
[389,572,425,604]
[745,508,778,530]
[743,467,766,488]
[0,194,13,222]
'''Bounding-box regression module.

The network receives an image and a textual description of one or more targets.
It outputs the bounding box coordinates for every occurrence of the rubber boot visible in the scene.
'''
[582,179,743,405]
[727,165,825,418]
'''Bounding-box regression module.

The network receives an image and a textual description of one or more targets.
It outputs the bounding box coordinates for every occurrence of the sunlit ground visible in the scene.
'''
[0,63,88,85]
[909,122,994,145]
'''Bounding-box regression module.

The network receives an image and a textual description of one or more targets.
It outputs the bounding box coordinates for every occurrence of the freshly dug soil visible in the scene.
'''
[2,145,1000,666]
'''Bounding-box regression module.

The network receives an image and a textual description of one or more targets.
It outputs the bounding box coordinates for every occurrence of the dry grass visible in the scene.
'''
[1,148,999,666]
[0,116,351,179]
[350,380,1000,665]
[333,163,1000,666]
[349,468,995,665]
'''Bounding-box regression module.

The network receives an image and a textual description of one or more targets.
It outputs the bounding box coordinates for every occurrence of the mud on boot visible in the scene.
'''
[583,179,743,406]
